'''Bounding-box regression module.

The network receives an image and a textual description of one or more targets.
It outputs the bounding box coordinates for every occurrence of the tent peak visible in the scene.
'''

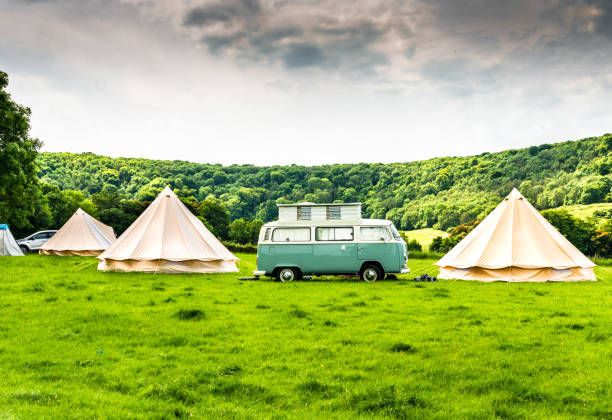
[506,188,524,200]
[161,186,174,197]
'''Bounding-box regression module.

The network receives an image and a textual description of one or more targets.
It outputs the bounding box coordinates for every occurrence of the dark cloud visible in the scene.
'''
[184,0,261,27]
[184,7,233,26]
[283,43,325,68]
[584,0,612,37]
[180,1,403,77]
[202,32,247,53]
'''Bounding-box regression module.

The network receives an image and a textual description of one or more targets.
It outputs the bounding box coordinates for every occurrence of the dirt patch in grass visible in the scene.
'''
[296,379,341,398]
[289,308,309,318]
[175,309,205,321]
[350,385,426,417]
[389,343,417,354]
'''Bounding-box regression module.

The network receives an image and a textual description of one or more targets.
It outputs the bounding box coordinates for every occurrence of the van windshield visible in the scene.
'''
[389,224,402,240]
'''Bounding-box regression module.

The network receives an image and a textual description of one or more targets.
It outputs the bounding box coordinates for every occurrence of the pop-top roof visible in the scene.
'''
[277,202,361,207]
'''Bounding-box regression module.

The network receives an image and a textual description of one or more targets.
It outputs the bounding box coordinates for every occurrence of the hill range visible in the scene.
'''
[38,133,612,231]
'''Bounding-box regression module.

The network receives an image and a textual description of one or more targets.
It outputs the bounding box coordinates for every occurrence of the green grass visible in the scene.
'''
[0,254,611,418]
[560,202,612,224]
[402,228,449,251]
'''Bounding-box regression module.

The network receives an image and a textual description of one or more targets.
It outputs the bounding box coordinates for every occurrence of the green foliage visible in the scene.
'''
[0,70,43,232]
[591,230,612,258]
[403,238,422,252]
[430,236,458,254]
[401,228,448,252]
[430,220,480,254]
[91,190,147,235]
[0,254,610,418]
[541,209,597,256]
[228,218,264,244]
[35,134,612,236]
[198,195,230,240]
[221,241,258,254]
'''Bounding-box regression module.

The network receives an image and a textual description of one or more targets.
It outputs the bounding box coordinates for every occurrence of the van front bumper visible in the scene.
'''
[253,270,267,277]
[401,268,411,274]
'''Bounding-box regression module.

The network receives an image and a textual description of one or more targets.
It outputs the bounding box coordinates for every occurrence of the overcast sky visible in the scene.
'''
[1,0,611,165]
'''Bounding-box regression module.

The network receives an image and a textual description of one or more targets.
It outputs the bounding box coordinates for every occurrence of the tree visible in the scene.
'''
[228,219,249,243]
[541,209,596,255]
[591,230,612,258]
[229,218,264,244]
[406,239,422,252]
[198,195,230,240]
[0,70,43,231]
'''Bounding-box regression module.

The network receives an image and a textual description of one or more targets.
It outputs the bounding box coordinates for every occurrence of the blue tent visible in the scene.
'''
[0,224,24,256]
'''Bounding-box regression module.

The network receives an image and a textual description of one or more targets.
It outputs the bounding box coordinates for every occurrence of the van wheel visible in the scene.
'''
[361,265,382,282]
[277,268,297,282]
[19,245,29,254]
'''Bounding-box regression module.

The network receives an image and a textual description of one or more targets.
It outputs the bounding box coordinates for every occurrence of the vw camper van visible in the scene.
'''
[254,203,409,282]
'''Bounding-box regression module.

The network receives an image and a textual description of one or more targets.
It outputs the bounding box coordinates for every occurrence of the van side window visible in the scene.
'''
[360,227,392,241]
[272,228,311,242]
[264,228,271,241]
[316,227,354,241]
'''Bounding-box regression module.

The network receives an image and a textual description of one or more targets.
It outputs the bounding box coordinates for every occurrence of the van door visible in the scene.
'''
[312,227,357,274]
[357,226,399,271]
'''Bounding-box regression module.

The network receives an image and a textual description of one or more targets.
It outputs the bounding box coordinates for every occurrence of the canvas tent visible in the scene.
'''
[40,209,116,256]
[0,224,24,256]
[98,186,238,273]
[436,188,596,282]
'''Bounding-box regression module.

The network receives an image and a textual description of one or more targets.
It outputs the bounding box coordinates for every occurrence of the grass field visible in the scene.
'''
[0,254,611,419]
[402,228,449,251]
[561,202,612,224]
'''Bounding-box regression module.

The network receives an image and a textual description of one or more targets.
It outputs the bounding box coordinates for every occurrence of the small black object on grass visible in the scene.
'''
[412,274,437,282]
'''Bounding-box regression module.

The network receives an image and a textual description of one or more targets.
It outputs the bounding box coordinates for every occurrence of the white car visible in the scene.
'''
[17,230,58,254]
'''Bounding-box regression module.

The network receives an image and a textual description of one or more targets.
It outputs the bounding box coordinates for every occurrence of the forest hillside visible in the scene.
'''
[37,133,612,232]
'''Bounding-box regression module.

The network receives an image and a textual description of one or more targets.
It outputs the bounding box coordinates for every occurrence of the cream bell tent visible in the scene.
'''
[98,186,238,273]
[0,224,24,256]
[40,209,116,256]
[436,188,596,282]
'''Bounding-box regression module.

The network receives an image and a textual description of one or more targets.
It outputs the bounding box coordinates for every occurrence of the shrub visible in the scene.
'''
[541,209,596,255]
[406,239,422,252]
[222,241,257,254]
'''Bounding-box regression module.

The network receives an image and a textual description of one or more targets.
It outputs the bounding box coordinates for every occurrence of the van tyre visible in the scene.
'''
[277,267,298,282]
[361,264,382,282]
[19,245,29,254]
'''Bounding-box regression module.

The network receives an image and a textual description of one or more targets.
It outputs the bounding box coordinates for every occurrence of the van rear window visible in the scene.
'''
[360,227,392,241]
[272,228,311,242]
[315,227,354,241]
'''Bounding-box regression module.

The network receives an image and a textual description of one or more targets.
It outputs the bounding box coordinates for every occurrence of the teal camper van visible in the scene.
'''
[254,203,409,282]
